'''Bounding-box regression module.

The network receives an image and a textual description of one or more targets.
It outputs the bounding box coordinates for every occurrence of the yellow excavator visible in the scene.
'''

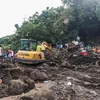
[16,39,52,64]
[41,41,52,55]
[16,39,45,64]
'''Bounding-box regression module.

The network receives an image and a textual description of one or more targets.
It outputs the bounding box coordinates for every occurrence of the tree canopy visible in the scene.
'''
[1,0,100,50]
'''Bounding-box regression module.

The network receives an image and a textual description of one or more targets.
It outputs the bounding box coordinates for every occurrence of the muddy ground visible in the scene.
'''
[0,48,100,100]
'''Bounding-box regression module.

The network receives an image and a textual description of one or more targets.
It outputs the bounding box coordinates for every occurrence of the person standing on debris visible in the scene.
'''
[97,46,100,53]
[14,52,17,58]
[0,79,2,85]
[76,36,80,41]
[8,49,12,57]
[87,45,92,51]
[5,49,9,57]
[56,44,60,54]
[64,43,69,53]
[92,46,96,52]
[79,41,84,48]
[65,43,68,49]
[59,44,63,51]
[4,51,7,58]
[11,50,14,57]
[56,44,59,49]
[0,45,3,62]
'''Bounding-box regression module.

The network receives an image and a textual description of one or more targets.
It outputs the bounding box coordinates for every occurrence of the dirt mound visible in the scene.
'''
[0,84,8,98]
[30,69,49,81]
[0,64,49,99]
[1,48,100,100]
[8,80,28,95]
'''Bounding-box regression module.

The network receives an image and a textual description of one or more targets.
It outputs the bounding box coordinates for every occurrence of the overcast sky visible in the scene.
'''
[0,0,62,38]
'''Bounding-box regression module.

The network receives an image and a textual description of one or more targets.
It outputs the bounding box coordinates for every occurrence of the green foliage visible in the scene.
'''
[1,0,100,50]
[61,0,100,42]
[1,7,65,50]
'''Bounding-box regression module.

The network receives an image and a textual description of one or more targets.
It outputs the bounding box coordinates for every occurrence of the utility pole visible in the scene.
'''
[23,15,27,23]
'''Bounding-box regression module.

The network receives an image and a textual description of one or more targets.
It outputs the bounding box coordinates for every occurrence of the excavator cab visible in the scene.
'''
[16,39,45,64]
[20,39,37,51]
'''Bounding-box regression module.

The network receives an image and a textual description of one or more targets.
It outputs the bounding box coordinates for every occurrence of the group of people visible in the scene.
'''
[55,35,100,56]
[64,39,100,55]
[56,44,63,50]
[56,40,80,50]
[56,36,81,51]
[0,45,16,62]
[91,46,100,53]
[79,43,100,53]
[4,49,14,58]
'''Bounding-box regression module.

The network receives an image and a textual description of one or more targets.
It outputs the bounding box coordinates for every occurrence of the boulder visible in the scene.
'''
[8,80,28,95]
[0,84,8,98]
[30,70,49,81]
[24,77,35,90]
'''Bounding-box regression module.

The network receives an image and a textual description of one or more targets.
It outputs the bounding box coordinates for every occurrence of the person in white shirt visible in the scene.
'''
[76,36,80,41]
[65,43,68,49]
[0,45,3,62]
[59,44,63,51]
[11,50,14,57]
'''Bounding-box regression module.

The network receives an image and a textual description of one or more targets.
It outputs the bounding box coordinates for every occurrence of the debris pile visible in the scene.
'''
[0,66,49,98]
[1,48,100,100]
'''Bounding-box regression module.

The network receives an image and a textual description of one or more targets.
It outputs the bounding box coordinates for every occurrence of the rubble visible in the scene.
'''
[8,80,28,95]
[30,69,49,81]
[1,47,100,100]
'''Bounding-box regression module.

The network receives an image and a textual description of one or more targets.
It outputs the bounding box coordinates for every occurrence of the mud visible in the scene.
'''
[0,65,48,98]
[1,48,100,100]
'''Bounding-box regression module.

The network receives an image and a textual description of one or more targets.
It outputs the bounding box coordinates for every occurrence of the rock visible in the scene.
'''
[62,61,69,67]
[50,67,58,71]
[8,80,28,95]
[48,62,56,66]
[24,77,35,90]
[2,71,12,84]
[40,97,47,100]
[23,68,33,76]
[37,66,44,70]
[43,65,51,72]
[20,96,32,100]
[29,70,37,80]
[0,84,8,98]
[30,70,49,81]
[90,90,97,96]
[43,63,49,68]
[36,71,49,81]
[10,69,21,79]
